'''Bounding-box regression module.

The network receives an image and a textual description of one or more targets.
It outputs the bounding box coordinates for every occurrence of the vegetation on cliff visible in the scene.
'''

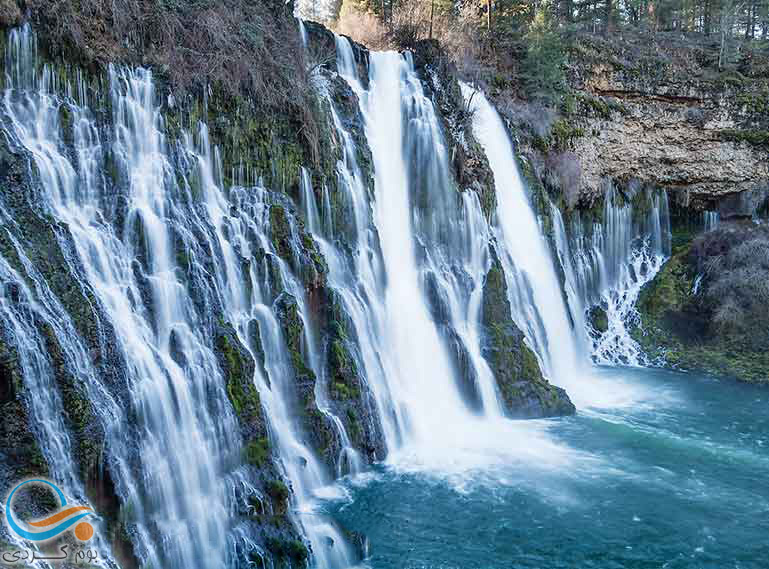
[634,222,769,383]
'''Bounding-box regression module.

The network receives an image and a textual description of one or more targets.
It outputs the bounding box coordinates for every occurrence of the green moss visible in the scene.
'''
[243,437,270,467]
[714,69,748,88]
[331,382,354,399]
[633,244,769,384]
[588,306,608,333]
[717,129,769,147]
[276,294,315,381]
[287,540,309,563]
[217,334,262,423]
[571,92,628,119]
[328,339,360,400]
[481,252,574,417]
[266,479,289,502]
[636,252,693,317]
[269,205,293,260]
[735,90,769,115]
[532,119,584,152]
[520,344,542,380]
[345,408,361,440]
[265,537,308,564]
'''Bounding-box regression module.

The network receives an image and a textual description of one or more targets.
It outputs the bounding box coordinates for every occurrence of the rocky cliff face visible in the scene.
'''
[567,39,768,208]
[504,32,768,220]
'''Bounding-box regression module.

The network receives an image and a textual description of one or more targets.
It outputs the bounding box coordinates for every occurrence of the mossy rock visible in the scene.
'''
[480,249,575,418]
[244,437,270,467]
[216,331,263,426]
[633,236,769,383]
[265,537,309,565]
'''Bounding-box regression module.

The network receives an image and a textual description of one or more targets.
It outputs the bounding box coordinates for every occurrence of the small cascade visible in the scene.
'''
[552,185,671,366]
[0,215,117,565]
[300,166,322,234]
[703,210,719,232]
[183,125,356,568]
[297,17,309,48]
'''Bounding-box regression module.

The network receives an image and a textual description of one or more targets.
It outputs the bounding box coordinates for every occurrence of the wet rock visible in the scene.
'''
[480,248,576,418]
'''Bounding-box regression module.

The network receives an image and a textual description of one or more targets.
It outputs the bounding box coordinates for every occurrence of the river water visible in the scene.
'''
[326,368,769,569]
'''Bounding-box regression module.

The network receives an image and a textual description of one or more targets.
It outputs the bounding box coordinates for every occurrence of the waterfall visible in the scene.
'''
[1,24,354,569]
[297,17,309,48]
[362,51,476,449]
[329,42,496,451]
[552,185,671,366]
[461,86,589,404]
[460,84,673,406]
[4,30,240,566]
[703,210,719,232]
[317,38,574,475]
[182,126,356,568]
[1,18,679,569]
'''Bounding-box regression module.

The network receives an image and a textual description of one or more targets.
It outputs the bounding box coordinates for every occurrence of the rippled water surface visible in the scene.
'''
[323,368,769,568]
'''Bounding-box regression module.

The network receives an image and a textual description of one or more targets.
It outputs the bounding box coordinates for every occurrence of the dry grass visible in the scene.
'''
[27,1,307,108]
[24,0,322,162]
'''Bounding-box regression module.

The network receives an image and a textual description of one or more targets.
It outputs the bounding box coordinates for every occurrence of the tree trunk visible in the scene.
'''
[704,0,711,35]
[604,0,613,34]
[429,0,434,39]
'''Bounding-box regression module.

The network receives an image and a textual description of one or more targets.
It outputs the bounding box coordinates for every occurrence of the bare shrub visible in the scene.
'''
[28,1,308,110]
[712,297,746,335]
[729,238,769,270]
[498,99,557,138]
[545,151,582,208]
[693,223,769,346]
[27,0,323,162]
[0,0,22,27]
[335,3,389,49]
[335,0,481,77]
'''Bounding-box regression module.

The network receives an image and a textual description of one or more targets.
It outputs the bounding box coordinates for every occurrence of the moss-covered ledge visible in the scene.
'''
[481,248,576,418]
[632,224,769,383]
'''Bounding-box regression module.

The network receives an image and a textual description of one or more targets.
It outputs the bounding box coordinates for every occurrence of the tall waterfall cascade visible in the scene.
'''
[1,24,355,569]
[0,19,680,569]
[324,38,581,473]
[460,85,672,394]
[460,85,591,405]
